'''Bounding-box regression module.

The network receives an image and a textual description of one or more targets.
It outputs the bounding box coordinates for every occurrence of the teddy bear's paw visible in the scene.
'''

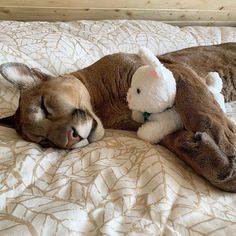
[132,110,144,123]
[137,124,162,143]
[206,72,223,92]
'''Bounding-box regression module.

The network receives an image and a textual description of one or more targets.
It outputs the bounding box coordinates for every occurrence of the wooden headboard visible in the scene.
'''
[0,0,235,26]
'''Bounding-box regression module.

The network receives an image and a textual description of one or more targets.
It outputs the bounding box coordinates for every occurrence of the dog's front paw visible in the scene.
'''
[137,123,162,143]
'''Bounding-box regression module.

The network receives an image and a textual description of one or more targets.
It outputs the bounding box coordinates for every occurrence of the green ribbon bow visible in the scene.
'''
[143,112,151,122]
[142,104,175,122]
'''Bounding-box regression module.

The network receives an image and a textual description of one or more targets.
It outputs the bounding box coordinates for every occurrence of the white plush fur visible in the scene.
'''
[127,48,176,113]
[205,72,225,112]
[127,48,226,144]
[134,108,183,143]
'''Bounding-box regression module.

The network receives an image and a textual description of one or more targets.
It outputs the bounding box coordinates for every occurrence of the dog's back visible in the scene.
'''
[159,43,236,102]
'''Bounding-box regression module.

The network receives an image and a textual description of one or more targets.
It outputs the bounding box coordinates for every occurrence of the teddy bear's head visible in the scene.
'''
[127,48,176,113]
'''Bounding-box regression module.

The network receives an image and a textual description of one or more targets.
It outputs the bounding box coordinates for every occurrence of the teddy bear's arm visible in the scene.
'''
[137,109,183,143]
[132,110,145,123]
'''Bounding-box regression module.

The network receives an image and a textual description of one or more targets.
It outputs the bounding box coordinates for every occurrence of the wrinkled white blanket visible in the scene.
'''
[0,20,236,235]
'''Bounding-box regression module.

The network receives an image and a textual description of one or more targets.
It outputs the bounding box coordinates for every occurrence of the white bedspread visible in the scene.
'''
[0,20,236,236]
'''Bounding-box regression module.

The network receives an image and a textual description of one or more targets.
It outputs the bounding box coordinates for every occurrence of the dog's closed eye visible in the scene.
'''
[41,96,50,117]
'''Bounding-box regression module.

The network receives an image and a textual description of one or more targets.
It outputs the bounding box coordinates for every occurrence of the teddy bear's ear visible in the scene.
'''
[139,47,164,70]
[149,69,159,78]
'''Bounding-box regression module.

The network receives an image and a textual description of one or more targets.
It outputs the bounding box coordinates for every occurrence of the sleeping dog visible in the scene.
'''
[0,43,236,191]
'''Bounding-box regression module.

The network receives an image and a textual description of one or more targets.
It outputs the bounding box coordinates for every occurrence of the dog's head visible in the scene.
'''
[0,63,104,149]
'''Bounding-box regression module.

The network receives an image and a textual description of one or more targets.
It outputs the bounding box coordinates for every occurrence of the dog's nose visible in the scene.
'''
[66,128,81,149]
[72,108,87,119]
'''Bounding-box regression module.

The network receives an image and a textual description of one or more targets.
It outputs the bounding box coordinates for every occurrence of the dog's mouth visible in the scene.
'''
[65,118,98,149]
[88,118,98,137]
[72,126,82,140]
[65,128,82,149]
[0,107,99,149]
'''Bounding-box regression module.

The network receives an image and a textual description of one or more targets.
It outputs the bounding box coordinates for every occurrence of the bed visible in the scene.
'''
[0,1,236,235]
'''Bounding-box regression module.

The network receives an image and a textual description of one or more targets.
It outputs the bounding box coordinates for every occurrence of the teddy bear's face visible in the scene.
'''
[127,65,176,113]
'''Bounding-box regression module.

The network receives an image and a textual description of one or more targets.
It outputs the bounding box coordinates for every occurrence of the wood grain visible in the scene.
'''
[0,0,235,25]
[0,0,235,10]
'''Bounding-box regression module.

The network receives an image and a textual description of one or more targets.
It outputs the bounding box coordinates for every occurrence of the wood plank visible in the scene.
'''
[165,21,236,26]
[0,0,235,10]
[0,7,235,25]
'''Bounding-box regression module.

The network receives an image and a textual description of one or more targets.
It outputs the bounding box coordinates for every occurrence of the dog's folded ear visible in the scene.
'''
[0,62,52,89]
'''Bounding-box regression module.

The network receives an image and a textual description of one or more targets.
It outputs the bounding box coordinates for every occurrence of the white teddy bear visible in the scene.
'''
[127,48,225,144]
[205,71,225,112]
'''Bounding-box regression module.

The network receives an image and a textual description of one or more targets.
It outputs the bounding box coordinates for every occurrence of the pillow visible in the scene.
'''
[0,20,236,118]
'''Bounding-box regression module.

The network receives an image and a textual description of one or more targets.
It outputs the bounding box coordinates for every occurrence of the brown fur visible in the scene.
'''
[1,43,236,191]
[160,43,236,102]
[73,43,236,191]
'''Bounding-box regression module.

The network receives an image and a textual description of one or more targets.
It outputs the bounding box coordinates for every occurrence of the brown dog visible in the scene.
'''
[0,43,236,191]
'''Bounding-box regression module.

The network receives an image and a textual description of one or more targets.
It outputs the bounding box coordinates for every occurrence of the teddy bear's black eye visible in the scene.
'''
[137,88,141,94]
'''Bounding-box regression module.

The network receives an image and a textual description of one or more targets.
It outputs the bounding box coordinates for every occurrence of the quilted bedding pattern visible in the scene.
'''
[0,20,236,235]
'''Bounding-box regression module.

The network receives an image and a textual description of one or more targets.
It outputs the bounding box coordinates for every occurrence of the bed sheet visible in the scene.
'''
[0,20,236,235]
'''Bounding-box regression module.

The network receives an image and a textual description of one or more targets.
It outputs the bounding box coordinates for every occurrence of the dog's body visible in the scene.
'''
[72,43,236,129]
[1,43,236,191]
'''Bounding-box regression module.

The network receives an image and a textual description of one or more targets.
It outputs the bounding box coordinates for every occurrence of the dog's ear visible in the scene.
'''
[0,62,52,89]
